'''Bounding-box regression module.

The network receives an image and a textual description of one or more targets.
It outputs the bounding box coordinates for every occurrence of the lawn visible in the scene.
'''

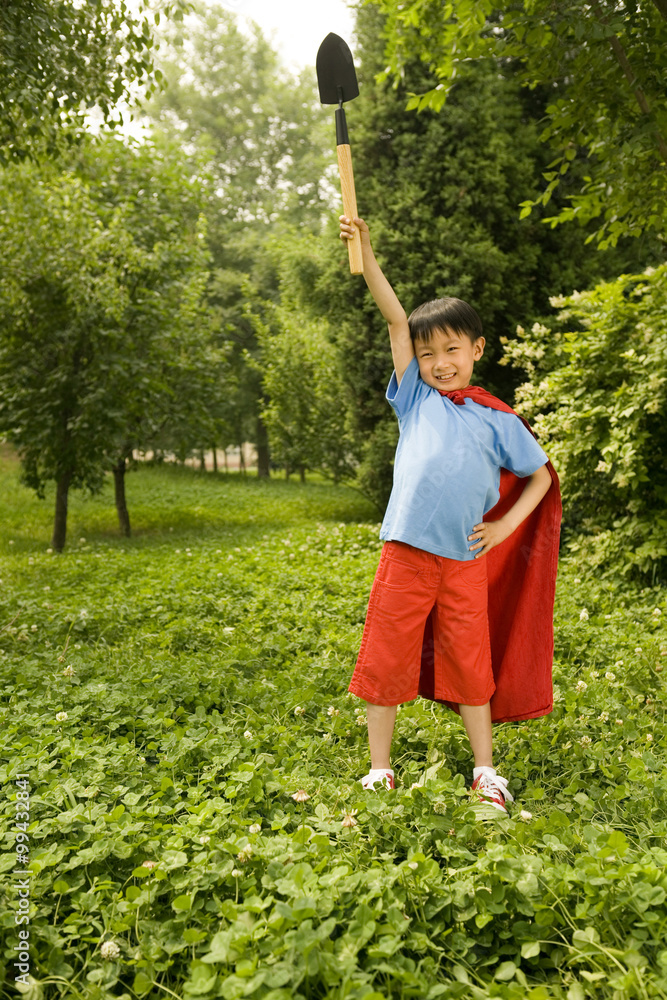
[1,455,666,1000]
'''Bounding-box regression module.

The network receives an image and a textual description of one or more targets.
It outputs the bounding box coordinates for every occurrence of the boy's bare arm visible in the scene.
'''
[340,215,414,384]
[467,463,553,559]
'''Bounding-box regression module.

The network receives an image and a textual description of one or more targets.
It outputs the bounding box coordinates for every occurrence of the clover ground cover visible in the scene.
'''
[1,456,667,999]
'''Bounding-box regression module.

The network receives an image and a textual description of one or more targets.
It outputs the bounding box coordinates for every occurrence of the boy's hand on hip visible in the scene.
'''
[468,518,513,558]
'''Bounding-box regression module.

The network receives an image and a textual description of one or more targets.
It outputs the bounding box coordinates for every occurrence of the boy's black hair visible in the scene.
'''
[408,297,483,345]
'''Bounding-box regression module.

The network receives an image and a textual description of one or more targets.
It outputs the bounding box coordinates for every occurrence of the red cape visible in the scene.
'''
[418,384,562,723]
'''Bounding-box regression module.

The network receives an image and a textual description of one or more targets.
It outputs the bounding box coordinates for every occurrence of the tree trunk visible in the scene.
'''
[113,458,131,537]
[256,415,270,479]
[223,449,228,473]
[52,471,71,552]
[299,465,306,484]
[199,449,207,472]
[239,442,246,477]
[212,446,218,473]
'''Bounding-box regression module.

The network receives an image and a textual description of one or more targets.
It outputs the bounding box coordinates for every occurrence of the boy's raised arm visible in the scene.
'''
[340,216,414,385]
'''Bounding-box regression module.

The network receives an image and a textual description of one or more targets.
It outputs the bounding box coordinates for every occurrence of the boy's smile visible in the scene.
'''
[414,327,485,392]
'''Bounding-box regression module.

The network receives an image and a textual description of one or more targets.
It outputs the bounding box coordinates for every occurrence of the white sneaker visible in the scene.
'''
[471,772,514,813]
[361,768,395,790]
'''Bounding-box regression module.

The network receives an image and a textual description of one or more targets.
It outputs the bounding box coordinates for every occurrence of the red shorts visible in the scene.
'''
[349,541,495,706]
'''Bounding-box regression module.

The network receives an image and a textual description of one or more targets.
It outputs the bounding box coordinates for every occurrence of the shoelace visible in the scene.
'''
[474,772,514,804]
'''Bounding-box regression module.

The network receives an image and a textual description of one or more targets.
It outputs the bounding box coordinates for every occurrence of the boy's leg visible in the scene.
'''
[458,701,492,768]
[366,702,398,770]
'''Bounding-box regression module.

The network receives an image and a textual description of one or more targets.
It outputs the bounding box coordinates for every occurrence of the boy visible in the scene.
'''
[340,215,561,813]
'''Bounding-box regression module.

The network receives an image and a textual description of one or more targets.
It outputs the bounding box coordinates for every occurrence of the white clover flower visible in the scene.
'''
[635,647,643,654]
[519,810,533,821]
[356,715,367,726]
[605,671,616,682]
[100,940,121,960]
[231,868,243,878]
[433,802,446,815]
[615,719,623,726]
[589,670,599,679]
[574,577,581,584]
[327,706,339,717]
[293,706,306,716]
[55,711,68,722]
[137,756,146,764]
[579,608,589,621]
[237,845,252,863]
[646,734,653,742]
[243,730,253,740]
[31,624,37,631]
[576,680,588,693]
[407,861,419,870]
[200,835,210,844]
[141,860,157,869]
[598,712,609,723]
[62,665,75,677]
[322,733,331,741]
[580,735,592,747]
[595,461,610,473]
[222,626,235,633]
[652,608,662,616]
[291,789,310,802]
[249,823,261,834]
[341,809,358,828]
[614,660,624,667]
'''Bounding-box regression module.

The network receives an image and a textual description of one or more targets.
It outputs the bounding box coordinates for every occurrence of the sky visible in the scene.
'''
[228,0,356,71]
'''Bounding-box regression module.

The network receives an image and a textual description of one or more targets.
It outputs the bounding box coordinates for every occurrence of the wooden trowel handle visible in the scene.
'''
[337,144,364,275]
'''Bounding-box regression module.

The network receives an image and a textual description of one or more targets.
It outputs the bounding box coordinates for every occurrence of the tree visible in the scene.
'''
[0,134,217,549]
[283,3,651,509]
[501,264,667,582]
[253,292,356,484]
[0,0,190,162]
[144,2,333,476]
[372,0,667,249]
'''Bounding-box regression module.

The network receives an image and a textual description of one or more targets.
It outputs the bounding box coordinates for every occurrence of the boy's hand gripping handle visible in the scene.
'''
[336,107,363,275]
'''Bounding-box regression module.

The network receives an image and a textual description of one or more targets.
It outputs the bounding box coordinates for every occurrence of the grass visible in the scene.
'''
[1,453,667,1000]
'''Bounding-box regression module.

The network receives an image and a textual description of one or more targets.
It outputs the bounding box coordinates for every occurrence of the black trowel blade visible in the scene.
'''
[316,32,359,105]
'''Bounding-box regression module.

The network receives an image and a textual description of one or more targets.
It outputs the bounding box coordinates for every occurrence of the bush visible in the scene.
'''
[502,264,667,584]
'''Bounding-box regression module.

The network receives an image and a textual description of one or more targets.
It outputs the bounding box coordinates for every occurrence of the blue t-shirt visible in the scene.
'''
[380,357,549,561]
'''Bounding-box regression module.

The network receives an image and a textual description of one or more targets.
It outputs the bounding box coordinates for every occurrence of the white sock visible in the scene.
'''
[367,767,394,777]
[473,765,496,781]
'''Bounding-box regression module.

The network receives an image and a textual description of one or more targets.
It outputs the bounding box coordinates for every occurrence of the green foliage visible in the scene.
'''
[149,1,330,231]
[254,303,356,483]
[0,134,218,545]
[143,2,333,469]
[1,458,667,997]
[0,0,191,162]
[293,4,651,511]
[501,263,667,583]
[373,0,667,248]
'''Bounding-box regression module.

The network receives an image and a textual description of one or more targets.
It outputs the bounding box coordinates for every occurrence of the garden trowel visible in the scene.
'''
[316,32,363,275]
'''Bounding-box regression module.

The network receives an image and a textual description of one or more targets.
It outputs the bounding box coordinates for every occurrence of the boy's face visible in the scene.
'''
[414,327,485,392]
